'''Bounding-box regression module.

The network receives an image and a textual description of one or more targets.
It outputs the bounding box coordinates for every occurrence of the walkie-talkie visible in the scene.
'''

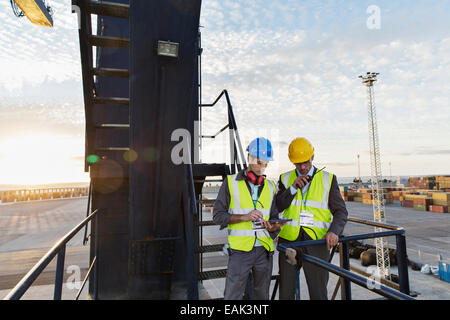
[294,166,326,189]
[307,166,326,181]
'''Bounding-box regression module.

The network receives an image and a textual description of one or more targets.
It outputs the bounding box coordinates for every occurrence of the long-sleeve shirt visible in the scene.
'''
[213,170,279,230]
[275,166,348,237]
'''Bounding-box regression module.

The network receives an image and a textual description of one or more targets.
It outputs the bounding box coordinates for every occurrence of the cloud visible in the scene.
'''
[399,148,450,156]
[0,1,80,92]
[198,2,450,176]
[318,162,355,167]
[0,0,449,178]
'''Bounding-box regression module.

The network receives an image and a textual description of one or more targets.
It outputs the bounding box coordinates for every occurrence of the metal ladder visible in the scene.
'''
[74,0,131,168]
[74,0,131,299]
[194,165,230,284]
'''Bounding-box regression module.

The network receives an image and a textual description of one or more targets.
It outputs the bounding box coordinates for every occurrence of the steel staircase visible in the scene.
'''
[74,0,131,170]
[74,0,131,299]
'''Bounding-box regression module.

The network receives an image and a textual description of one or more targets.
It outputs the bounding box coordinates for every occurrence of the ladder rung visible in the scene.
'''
[196,244,225,254]
[86,1,130,19]
[89,35,130,49]
[199,268,227,281]
[92,68,129,78]
[95,124,130,129]
[93,97,129,105]
[95,147,130,152]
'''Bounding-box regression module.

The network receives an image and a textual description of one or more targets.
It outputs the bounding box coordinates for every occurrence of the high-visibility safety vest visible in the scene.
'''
[278,169,333,241]
[227,174,277,252]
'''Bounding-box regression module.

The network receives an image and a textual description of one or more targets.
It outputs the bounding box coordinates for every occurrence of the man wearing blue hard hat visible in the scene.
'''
[213,137,283,300]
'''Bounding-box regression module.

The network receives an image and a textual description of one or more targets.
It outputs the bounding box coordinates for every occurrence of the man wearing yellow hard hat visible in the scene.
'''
[275,137,348,300]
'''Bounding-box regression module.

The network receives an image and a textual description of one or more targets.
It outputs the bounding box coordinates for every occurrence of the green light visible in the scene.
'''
[86,154,100,164]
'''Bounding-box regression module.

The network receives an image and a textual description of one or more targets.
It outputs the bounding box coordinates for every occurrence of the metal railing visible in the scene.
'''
[197,89,248,289]
[3,209,100,300]
[0,187,89,203]
[200,89,247,174]
[276,217,414,300]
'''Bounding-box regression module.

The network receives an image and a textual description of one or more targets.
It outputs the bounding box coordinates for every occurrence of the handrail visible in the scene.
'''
[199,90,226,107]
[301,253,414,300]
[276,216,412,299]
[277,230,404,253]
[184,146,199,300]
[347,217,403,231]
[200,89,247,173]
[0,187,89,203]
[3,209,100,300]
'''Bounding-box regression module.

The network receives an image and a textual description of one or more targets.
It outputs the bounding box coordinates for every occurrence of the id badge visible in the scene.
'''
[252,221,265,230]
[299,210,314,227]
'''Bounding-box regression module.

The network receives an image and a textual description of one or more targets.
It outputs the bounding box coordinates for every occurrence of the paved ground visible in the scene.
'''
[0,198,90,299]
[343,201,450,262]
[1,198,448,300]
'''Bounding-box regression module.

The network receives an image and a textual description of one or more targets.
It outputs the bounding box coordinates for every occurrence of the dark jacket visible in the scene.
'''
[275,166,348,239]
[213,170,279,230]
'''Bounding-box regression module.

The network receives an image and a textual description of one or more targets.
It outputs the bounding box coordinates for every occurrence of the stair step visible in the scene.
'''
[95,147,130,152]
[199,268,227,281]
[95,124,130,130]
[92,68,129,78]
[197,220,215,226]
[194,179,223,183]
[86,1,130,19]
[89,35,130,49]
[93,97,130,105]
[198,199,216,205]
[196,244,225,254]
[193,163,230,177]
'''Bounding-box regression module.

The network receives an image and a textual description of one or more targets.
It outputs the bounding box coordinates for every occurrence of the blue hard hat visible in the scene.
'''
[246,137,274,161]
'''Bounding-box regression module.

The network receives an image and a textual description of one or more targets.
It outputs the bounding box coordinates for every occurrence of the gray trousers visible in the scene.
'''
[224,246,273,300]
[278,230,330,300]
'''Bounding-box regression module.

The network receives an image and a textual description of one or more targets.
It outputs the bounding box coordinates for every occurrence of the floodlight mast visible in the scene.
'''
[359,72,391,280]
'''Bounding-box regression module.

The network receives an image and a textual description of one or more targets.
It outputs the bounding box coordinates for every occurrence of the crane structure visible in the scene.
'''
[9,0,53,27]
[358,72,391,279]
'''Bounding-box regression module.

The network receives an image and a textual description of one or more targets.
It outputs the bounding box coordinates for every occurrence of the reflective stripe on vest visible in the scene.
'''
[227,174,276,252]
[278,169,333,241]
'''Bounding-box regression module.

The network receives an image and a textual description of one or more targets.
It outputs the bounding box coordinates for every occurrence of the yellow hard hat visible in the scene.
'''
[288,137,314,163]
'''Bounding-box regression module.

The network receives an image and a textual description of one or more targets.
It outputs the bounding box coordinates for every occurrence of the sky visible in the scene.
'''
[0,0,449,184]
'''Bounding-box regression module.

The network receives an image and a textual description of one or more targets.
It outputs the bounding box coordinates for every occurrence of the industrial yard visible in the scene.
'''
[340,175,450,214]
[1,182,449,300]
[2,0,449,302]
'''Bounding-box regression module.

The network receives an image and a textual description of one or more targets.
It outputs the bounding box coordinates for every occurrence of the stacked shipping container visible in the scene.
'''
[339,186,449,214]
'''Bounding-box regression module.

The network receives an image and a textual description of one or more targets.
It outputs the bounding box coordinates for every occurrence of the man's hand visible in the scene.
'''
[261,220,286,232]
[229,210,264,225]
[293,175,310,189]
[324,231,339,250]
[243,209,264,222]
